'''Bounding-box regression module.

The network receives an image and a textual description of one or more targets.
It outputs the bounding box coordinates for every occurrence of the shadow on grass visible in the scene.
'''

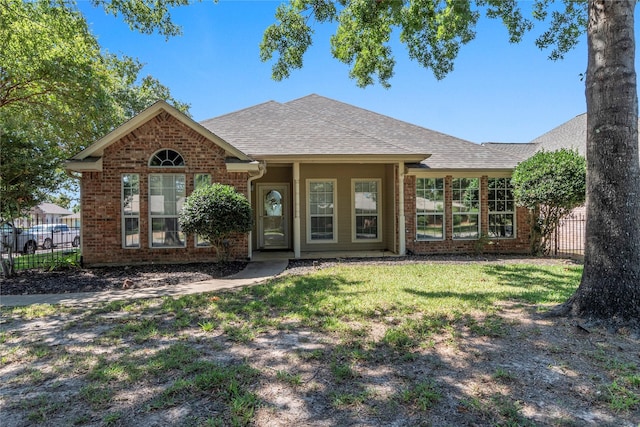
[6,263,635,427]
[481,264,582,304]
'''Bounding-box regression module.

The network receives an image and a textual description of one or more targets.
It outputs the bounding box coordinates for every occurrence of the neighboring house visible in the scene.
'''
[62,212,81,229]
[29,203,73,225]
[66,95,531,266]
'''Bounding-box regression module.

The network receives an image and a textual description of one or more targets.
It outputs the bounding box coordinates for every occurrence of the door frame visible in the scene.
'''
[256,183,290,249]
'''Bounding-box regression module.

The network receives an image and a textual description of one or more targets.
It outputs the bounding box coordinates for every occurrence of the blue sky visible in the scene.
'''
[78,1,622,143]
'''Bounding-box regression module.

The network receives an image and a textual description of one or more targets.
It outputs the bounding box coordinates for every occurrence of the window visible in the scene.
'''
[452,178,480,239]
[195,173,211,189]
[353,179,380,241]
[416,178,445,240]
[194,174,211,247]
[149,174,186,247]
[488,178,515,238]
[307,180,336,242]
[149,149,185,167]
[122,174,140,248]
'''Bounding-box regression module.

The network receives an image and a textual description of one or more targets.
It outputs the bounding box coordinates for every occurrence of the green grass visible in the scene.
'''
[250,263,581,325]
[397,380,442,411]
[9,249,81,271]
[1,261,593,426]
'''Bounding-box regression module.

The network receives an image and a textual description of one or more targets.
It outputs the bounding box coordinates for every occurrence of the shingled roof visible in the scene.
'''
[481,142,538,161]
[200,99,420,158]
[487,113,640,161]
[529,113,587,155]
[201,94,520,169]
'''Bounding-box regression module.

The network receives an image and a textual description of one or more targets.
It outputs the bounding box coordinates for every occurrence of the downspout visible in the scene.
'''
[398,162,406,256]
[246,162,266,260]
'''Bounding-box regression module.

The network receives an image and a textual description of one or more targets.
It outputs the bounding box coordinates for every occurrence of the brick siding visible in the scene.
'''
[80,112,250,266]
[80,111,532,264]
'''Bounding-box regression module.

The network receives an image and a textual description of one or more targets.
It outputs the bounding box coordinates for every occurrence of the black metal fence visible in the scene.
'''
[549,212,586,258]
[1,218,81,271]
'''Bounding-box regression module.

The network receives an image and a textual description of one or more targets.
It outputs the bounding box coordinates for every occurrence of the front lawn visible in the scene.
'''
[1,260,638,426]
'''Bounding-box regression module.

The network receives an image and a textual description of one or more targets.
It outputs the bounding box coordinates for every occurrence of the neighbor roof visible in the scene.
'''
[489,113,640,161]
[529,113,587,155]
[34,203,73,216]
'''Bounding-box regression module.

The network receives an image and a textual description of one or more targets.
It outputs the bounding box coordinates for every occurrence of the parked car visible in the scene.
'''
[25,224,80,249]
[0,223,38,254]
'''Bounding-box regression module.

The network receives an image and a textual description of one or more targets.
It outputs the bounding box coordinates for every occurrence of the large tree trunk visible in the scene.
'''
[569,0,640,320]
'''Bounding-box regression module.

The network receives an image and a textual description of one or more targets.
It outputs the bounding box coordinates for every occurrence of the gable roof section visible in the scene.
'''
[284,94,520,170]
[529,113,587,155]
[200,99,428,162]
[66,101,253,172]
[489,113,640,162]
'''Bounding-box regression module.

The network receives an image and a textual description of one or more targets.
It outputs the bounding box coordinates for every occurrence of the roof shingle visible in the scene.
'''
[201,94,520,169]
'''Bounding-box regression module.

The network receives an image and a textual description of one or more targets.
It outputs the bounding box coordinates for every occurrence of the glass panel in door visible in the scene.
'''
[260,186,288,248]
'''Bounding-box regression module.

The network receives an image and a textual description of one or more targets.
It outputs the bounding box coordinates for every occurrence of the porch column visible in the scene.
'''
[293,162,301,258]
[398,162,406,255]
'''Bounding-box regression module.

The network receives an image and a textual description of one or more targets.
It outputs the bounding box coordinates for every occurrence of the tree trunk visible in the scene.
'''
[569,0,640,320]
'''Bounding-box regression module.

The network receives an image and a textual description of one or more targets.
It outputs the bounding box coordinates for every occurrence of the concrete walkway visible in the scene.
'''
[0,260,289,307]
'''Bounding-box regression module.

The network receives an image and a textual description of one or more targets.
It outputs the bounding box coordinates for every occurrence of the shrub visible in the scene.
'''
[179,184,252,261]
[511,149,586,254]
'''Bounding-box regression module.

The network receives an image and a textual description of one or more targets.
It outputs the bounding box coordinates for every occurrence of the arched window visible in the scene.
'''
[149,149,185,167]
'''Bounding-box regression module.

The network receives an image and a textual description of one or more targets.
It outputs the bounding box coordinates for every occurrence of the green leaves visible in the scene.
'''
[260,2,318,82]
[0,0,189,221]
[0,121,62,220]
[90,0,194,38]
[400,0,479,81]
[261,0,588,87]
[179,184,253,260]
[512,148,586,211]
[331,0,397,87]
[511,148,586,254]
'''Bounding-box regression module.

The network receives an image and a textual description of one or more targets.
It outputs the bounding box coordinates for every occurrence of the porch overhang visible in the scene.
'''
[405,164,514,178]
[254,154,430,164]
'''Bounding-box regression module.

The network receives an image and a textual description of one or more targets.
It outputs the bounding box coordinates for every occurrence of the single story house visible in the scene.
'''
[31,202,73,225]
[66,94,532,266]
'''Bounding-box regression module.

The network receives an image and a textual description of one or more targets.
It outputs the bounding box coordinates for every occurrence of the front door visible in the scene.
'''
[258,184,289,249]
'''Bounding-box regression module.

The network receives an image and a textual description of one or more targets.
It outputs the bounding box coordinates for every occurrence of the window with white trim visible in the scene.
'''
[452,178,480,239]
[194,174,212,247]
[488,178,515,238]
[307,180,336,242]
[353,179,380,241]
[149,149,185,167]
[122,174,140,248]
[416,178,444,240]
[149,174,186,247]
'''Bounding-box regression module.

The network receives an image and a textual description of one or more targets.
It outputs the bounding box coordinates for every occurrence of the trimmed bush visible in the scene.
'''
[179,184,252,261]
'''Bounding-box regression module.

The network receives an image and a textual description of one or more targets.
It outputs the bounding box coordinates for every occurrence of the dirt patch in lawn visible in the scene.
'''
[1,256,638,426]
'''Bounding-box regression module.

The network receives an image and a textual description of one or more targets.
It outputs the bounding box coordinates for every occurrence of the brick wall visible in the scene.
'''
[80,112,250,266]
[404,175,531,255]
